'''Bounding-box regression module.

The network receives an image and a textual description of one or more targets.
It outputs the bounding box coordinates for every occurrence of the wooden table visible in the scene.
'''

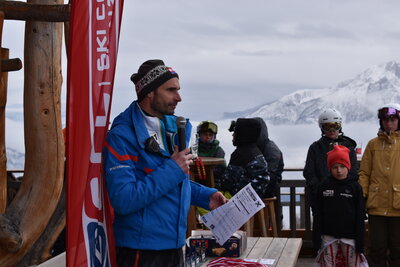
[189,156,225,188]
[187,157,225,236]
[200,237,303,267]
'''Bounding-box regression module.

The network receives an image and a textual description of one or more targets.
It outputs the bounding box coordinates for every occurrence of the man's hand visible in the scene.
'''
[171,146,193,173]
[209,192,228,210]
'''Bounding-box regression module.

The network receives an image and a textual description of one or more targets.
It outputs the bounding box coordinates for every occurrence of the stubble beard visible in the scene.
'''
[151,99,176,116]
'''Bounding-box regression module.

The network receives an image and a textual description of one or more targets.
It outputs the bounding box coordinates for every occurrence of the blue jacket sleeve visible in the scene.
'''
[190,181,218,210]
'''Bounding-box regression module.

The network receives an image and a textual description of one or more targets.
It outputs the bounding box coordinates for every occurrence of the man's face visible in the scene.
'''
[382,117,399,133]
[148,78,181,118]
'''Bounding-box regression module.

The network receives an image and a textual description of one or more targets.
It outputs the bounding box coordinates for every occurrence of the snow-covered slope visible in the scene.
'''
[248,61,400,124]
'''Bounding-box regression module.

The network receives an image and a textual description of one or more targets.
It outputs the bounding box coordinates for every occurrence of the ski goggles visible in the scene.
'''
[321,122,341,132]
[378,107,399,119]
[197,121,218,134]
[228,120,236,132]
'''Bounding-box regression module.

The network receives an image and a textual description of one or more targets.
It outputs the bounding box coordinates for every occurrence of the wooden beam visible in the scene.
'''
[0,48,7,214]
[1,58,22,72]
[0,1,70,22]
[18,179,66,265]
[0,12,7,215]
[0,0,65,263]
[0,10,3,45]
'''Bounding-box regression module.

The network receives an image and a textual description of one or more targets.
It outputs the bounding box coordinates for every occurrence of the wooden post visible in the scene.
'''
[0,47,9,213]
[0,0,65,265]
[0,11,6,213]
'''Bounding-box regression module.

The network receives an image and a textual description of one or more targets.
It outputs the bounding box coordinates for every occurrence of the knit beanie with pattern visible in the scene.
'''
[130,59,179,102]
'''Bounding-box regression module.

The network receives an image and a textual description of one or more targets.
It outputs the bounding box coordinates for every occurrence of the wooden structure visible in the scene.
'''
[190,156,225,188]
[187,157,225,236]
[36,237,304,267]
[200,237,303,267]
[6,167,367,264]
[244,197,278,237]
[0,1,70,266]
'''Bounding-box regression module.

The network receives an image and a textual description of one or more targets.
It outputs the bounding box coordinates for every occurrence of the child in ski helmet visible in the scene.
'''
[304,108,358,197]
[377,103,400,132]
[196,121,225,159]
[195,121,226,216]
[303,108,359,252]
[359,103,400,266]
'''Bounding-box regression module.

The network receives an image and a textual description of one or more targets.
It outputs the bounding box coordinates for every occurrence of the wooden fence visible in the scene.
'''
[7,168,315,250]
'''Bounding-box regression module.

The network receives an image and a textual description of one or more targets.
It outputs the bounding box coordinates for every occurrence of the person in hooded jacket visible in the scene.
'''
[254,117,284,229]
[359,103,400,267]
[303,108,358,208]
[218,118,270,198]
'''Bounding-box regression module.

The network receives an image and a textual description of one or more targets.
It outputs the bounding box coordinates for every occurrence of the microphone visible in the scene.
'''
[176,116,186,151]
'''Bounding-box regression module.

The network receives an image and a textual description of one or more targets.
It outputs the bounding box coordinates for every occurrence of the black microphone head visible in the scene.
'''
[176,116,186,129]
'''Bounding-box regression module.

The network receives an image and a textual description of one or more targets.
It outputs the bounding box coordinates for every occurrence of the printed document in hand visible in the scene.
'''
[200,183,265,245]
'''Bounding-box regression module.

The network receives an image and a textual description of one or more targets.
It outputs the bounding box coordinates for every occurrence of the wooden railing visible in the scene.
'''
[7,168,314,246]
[276,168,313,250]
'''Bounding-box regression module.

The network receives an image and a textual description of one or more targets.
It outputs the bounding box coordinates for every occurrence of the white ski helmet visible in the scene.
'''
[378,103,400,119]
[378,103,400,131]
[318,108,342,129]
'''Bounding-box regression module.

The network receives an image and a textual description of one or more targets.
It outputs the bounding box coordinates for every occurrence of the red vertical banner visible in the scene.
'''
[66,0,124,266]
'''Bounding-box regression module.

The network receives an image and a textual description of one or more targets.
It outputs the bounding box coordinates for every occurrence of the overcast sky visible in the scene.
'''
[3,0,400,122]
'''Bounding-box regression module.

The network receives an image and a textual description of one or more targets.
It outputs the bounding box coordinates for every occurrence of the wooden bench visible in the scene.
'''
[200,237,302,267]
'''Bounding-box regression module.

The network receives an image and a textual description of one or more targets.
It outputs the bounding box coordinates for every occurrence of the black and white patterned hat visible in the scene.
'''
[130,59,179,102]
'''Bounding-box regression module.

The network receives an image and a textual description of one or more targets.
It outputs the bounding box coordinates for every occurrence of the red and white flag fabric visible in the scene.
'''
[66,0,124,266]
[207,257,267,267]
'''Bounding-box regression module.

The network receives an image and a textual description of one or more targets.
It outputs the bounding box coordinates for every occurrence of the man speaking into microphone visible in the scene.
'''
[103,59,227,267]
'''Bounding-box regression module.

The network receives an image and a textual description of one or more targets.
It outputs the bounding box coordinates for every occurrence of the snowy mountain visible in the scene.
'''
[246,61,400,124]
[4,61,400,169]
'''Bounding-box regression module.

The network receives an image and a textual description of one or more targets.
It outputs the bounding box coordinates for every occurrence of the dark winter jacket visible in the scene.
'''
[197,139,226,186]
[313,175,366,253]
[198,139,225,158]
[220,154,270,197]
[255,117,284,197]
[303,134,358,201]
[217,118,270,198]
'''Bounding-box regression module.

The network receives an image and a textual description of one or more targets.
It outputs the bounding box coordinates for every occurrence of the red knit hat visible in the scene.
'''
[327,145,351,170]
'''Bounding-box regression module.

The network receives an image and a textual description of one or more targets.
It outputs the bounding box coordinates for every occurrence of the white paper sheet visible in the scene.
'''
[200,183,265,245]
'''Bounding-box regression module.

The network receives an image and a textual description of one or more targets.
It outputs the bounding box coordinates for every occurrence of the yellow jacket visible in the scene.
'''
[359,130,400,216]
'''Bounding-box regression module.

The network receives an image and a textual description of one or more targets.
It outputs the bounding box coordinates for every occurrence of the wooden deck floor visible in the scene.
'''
[295,256,315,267]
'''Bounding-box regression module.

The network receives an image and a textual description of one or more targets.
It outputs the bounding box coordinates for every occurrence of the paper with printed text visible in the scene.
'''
[200,183,265,245]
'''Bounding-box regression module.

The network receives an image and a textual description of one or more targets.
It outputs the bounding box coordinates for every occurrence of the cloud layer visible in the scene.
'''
[2,0,400,150]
